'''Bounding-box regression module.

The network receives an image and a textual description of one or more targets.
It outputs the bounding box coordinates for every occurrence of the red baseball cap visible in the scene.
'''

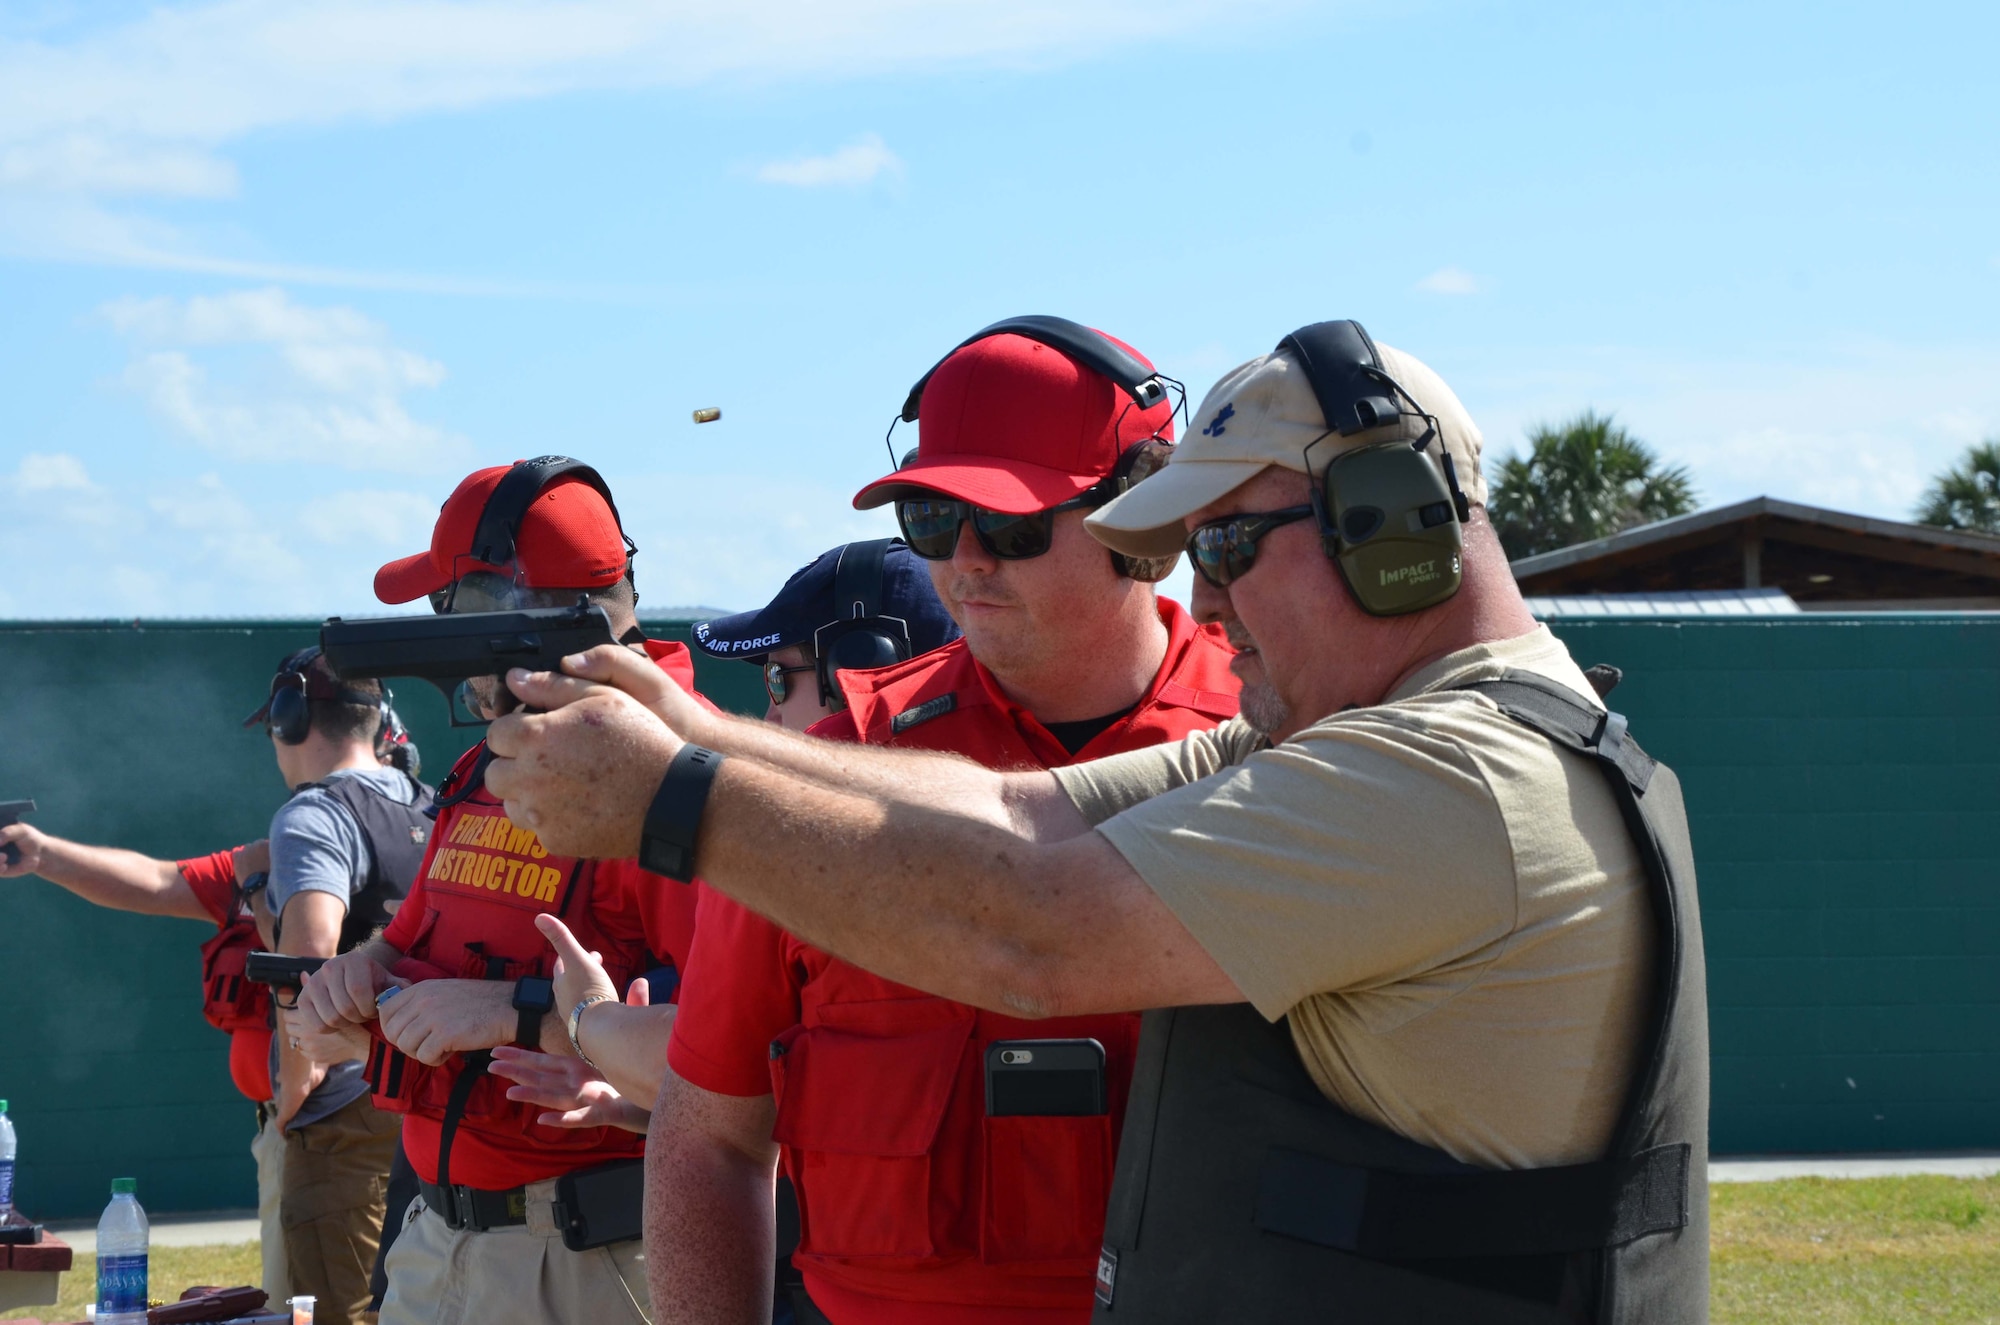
[851,330,1176,514]
[374,462,630,604]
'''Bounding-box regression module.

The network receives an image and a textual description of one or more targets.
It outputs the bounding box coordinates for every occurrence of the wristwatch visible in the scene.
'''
[512,976,556,1050]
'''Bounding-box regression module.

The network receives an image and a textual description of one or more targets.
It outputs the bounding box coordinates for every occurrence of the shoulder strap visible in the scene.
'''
[1456,671,1656,796]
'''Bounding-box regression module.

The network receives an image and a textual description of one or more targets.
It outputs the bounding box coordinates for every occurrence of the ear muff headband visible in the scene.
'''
[813,538,914,711]
[467,456,631,574]
[265,672,384,746]
[1276,320,1468,617]
[901,315,1169,423]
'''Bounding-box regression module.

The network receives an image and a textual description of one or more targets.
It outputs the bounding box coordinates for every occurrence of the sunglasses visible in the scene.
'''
[895,493,1098,562]
[1184,505,1317,588]
[763,659,817,706]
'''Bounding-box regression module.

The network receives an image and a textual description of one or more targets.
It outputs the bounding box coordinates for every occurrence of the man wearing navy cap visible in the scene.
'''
[648,325,1242,1325]
[692,538,962,730]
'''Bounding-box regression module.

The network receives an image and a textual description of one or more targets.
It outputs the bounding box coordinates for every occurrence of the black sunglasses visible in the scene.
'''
[1184,505,1317,588]
[763,659,817,706]
[895,492,1098,562]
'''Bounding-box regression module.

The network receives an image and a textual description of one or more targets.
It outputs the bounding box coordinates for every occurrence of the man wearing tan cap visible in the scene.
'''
[483,323,1711,1324]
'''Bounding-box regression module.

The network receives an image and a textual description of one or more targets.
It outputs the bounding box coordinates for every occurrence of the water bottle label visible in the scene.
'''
[99,1251,148,1313]
[0,1158,13,1208]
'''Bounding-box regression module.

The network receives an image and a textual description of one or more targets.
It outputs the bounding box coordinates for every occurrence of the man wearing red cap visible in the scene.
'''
[296,458,709,1325]
[649,321,1241,1324]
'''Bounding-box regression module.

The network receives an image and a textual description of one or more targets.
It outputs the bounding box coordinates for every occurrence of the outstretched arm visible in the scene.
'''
[0,824,232,922]
[486,648,1241,1019]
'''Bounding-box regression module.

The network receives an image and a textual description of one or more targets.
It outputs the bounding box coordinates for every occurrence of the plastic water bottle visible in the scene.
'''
[0,1101,16,1217]
[96,1177,149,1325]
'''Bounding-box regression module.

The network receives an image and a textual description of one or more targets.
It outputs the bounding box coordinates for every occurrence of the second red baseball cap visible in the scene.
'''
[851,330,1176,514]
[374,462,630,604]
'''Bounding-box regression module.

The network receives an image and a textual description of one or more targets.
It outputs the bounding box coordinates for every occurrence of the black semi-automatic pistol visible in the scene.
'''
[320,600,618,725]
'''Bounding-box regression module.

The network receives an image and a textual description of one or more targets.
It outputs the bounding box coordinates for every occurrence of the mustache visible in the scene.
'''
[943,576,1020,608]
[1225,625,1259,652]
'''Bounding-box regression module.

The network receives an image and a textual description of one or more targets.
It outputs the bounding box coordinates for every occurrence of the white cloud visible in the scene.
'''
[1416,266,1481,296]
[1461,338,2000,521]
[756,133,904,188]
[103,287,470,474]
[13,452,96,493]
[300,488,440,548]
[0,136,238,197]
[0,0,1276,280]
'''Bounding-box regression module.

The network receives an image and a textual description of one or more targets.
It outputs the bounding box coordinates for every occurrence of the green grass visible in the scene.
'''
[1,1243,261,1322]
[1713,1175,2000,1324]
[2,1176,1993,1322]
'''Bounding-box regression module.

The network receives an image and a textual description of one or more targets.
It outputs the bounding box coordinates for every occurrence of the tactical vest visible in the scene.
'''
[773,604,1240,1311]
[308,773,436,952]
[366,746,652,1178]
[1091,671,1709,1324]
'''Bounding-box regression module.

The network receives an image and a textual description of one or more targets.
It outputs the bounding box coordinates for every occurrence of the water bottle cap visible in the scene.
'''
[111,1177,136,1195]
[0,1100,8,1111]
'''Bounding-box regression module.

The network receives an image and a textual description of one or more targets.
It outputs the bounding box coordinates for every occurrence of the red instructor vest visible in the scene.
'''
[775,600,1239,1320]
[367,639,708,1189]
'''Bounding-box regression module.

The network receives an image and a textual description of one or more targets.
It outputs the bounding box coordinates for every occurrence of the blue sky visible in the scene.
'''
[2,0,1996,618]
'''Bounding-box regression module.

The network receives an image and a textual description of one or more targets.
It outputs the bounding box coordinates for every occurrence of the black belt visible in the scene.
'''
[418,1176,533,1232]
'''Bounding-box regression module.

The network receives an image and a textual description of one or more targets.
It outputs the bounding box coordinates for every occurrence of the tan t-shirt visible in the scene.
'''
[1053,626,1654,1169]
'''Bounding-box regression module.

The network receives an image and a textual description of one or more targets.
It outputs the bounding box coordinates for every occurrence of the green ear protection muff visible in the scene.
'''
[1276,320,1472,617]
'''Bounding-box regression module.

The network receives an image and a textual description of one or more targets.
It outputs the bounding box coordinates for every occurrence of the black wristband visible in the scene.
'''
[511,975,555,1051]
[639,745,724,883]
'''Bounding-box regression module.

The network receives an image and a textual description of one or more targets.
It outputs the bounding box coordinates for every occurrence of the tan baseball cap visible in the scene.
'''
[1085,339,1487,559]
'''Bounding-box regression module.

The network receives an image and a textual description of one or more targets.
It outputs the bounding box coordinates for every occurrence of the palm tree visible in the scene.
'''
[1487,411,1697,560]
[1914,440,2000,534]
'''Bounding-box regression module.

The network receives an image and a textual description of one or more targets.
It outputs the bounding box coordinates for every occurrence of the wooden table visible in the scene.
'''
[0,1231,72,1314]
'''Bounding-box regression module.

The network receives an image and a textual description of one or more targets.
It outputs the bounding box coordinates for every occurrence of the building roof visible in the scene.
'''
[1526,588,1801,618]
[1509,496,2000,609]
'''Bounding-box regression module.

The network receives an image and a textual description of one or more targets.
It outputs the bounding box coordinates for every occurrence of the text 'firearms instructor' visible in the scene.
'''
[481,324,1712,1324]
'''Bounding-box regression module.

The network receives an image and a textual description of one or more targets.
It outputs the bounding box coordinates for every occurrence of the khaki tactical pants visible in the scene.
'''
[376,1181,652,1325]
[252,1104,292,1304]
[282,1095,400,1325]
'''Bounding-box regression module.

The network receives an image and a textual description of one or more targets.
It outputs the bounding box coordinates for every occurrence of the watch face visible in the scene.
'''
[515,976,556,1012]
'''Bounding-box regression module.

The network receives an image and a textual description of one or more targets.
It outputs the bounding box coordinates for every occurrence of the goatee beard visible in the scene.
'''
[1239,681,1290,736]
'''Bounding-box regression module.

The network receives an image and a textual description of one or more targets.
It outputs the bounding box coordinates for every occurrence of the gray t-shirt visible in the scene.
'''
[268,766,419,1129]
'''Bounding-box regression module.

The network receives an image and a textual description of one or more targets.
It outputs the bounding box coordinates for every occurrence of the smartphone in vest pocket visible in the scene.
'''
[984,1038,1107,1116]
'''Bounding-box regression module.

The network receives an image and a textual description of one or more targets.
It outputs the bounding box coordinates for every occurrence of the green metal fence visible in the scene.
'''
[1546,614,1999,1156]
[0,613,1992,1217]
[0,618,763,1219]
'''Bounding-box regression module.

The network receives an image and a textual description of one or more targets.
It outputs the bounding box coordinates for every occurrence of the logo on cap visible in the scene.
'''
[1201,403,1236,437]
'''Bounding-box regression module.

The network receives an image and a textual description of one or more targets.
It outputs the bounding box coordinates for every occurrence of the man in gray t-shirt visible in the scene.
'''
[247,647,431,1325]
[267,763,424,1130]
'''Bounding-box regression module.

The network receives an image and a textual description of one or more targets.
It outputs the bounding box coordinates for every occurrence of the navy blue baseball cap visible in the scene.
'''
[691,539,961,665]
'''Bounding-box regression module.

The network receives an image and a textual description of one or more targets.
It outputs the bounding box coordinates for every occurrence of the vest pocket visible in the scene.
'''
[980,1113,1115,1267]
[771,999,973,1261]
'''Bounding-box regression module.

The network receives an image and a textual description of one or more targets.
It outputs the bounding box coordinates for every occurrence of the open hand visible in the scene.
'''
[536,913,619,1035]
[485,646,695,860]
[488,1048,650,1134]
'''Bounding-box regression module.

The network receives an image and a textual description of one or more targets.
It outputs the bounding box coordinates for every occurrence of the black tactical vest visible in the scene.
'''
[310,773,437,953]
[1092,671,1709,1324]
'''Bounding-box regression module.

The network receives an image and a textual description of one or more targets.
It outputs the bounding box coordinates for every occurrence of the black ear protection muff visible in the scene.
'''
[890,315,1186,582]
[812,539,915,712]
[1278,320,1472,617]
[449,455,639,608]
[263,647,388,746]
